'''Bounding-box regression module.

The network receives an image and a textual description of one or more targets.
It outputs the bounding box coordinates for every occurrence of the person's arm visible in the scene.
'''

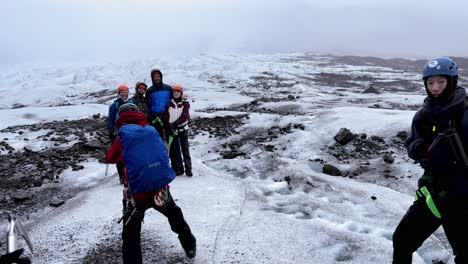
[406,111,429,161]
[105,137,123,164]
[145,88,152,114]
[163,105,172,131]
[178,101,190,124]
[107,103,116,134]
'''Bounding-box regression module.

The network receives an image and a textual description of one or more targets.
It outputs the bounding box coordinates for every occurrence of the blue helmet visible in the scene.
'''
[422,57,458,80]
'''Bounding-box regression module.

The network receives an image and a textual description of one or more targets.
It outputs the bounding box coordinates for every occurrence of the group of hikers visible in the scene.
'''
[101,57,468,264]
[104,69,196,264]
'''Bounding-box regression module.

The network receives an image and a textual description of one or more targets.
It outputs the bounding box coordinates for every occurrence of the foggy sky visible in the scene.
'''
[2,0,468,67]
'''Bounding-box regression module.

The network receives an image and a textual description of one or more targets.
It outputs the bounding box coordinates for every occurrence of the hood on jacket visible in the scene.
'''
[116,112,147,129]
[135,82,147,96]
[150,69,163,87]
[422,86,466,124]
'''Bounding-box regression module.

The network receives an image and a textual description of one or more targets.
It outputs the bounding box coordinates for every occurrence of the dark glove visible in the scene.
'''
[410,139,429,160]
[417,174,433,189]
[170,122,178,130]
[0,249,31,264]
[165,128,174,137]
[98,156,106,164]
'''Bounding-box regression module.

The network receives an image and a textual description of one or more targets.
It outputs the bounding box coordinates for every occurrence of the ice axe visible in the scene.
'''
[105,164,109,176]
[1,210,34,254]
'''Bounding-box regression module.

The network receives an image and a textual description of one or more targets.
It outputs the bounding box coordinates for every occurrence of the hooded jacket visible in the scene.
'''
[145,69,173,115]
[163,97,190,132]
[107,98,135,134]
[407,86,468,199]
[131,82,149,116]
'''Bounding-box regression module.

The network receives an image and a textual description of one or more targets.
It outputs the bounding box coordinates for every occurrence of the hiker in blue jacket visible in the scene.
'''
[393,57,468,263]
[145,69,173,141]
[107,84,135,184]
[105,103,196,264]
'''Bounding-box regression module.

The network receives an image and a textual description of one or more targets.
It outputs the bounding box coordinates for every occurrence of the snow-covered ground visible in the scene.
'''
[0,53,457,263]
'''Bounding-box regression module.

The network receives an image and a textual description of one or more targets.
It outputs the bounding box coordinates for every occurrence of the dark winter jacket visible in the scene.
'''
[105,111,172,200]
[406,86,468,199]
[146,69,173,116]
[107,98,135,135]
[131,83,148,116]
[163,98,190,133]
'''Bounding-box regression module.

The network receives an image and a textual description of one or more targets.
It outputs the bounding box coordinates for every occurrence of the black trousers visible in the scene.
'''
[116,161,125,184]
[122,191,196,264]
[169,130,192,175]
[393,198,468,263]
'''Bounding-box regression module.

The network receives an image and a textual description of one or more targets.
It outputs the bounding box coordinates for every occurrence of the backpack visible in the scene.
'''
[118,124,175,194]
[426,97,468,199]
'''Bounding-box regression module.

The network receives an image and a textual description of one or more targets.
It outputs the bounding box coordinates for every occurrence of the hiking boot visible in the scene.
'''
[175,170,184,176]
[185,171,193,177]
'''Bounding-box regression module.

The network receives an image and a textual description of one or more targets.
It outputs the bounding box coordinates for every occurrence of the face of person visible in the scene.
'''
[119,90,129,100]
[173,90,181,98]
[427,76,448,98]
[152,73,161,84]
[137,85,146,94]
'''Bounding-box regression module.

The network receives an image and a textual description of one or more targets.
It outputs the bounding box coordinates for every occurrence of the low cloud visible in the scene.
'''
[1,0,468,66]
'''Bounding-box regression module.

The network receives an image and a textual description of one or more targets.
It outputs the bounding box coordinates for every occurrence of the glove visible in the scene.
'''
[417,175,433,189]
[123,187,129,200]
[98,156,106,164]
[165,127,174,136]
[410,139,428,160]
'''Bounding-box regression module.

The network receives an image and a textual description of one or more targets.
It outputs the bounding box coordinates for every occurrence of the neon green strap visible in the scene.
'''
[151,116,164,127]
[167,135,174,151]
[419,186,442,219]
[166,130,178,151]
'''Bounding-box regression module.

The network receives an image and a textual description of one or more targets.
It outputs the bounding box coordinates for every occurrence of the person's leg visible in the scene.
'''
[116,161,125,184]
[179,131,192,176]
[169,136,184,175]
[392,199,441,264]
[153,190,196,257]
[441,201,468,263]
[122,201,148,264]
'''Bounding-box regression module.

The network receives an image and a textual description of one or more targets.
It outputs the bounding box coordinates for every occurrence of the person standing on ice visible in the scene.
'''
[130,82,149,116]
[146,69,173,142]
[163,85,193,176]
[107,84,135,184]
[392,57,468,263]
[104,103,196,264]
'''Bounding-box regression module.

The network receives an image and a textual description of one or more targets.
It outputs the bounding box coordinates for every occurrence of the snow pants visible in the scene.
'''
[122,190,196,264]
[169,130,192,175]
[392,197,468,263]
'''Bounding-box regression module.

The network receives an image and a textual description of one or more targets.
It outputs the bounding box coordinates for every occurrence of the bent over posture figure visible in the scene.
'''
[105,103,196,264]
[393,57,468,263]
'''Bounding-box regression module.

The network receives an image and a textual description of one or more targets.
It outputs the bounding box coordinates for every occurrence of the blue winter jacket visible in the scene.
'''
[107,98,135,134]
[145,70,172,116]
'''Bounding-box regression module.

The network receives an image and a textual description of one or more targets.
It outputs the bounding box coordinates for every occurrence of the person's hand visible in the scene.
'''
[411,139,428,160]
[123,187,129,200]
[418,176,433,189]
